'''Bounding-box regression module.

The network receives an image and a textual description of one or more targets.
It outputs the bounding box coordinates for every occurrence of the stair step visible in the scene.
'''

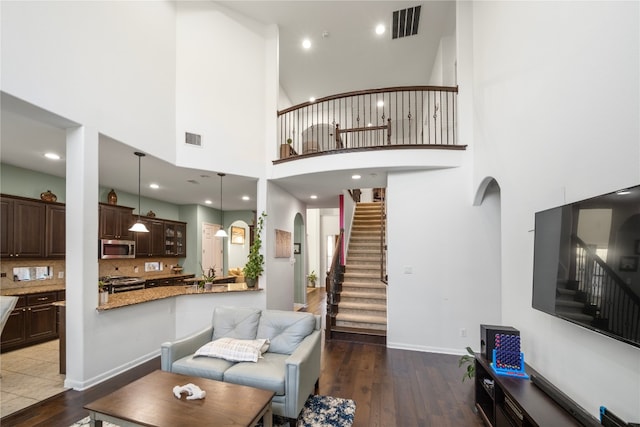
[329,325,387,344]
[339,301,386,312]
[341,286,386,294]
[336,313,387,330]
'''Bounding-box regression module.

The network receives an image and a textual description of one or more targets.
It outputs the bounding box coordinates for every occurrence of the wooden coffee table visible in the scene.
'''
[84,370,274,426]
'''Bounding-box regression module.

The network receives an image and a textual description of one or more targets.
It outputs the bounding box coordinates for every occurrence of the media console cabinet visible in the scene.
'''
[475,355,584,427]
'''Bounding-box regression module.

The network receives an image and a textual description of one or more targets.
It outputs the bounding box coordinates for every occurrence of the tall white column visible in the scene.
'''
[64,125,99,389]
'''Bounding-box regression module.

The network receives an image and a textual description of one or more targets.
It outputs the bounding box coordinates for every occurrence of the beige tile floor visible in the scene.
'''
[0,339,67,417]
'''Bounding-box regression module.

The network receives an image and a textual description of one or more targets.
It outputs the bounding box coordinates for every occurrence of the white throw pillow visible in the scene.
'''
[194,337,270,362]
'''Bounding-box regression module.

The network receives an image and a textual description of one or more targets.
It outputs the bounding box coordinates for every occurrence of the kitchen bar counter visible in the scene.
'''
[1,283,65,296]
[96,282,261,311]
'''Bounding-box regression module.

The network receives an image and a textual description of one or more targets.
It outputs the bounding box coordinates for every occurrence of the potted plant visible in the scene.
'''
[243,212,267,288]
[200,263,216,291]
[98,280,109,305]
[307,270,317,287]
[458,346,476,382]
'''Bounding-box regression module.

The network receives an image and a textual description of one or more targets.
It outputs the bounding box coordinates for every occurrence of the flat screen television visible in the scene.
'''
[532,184,640,348]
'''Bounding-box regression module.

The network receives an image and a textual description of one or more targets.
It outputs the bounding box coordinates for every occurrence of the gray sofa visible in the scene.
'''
[160,306,321,420]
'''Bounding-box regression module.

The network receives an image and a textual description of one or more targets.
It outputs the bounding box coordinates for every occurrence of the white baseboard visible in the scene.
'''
[64,349,160,391]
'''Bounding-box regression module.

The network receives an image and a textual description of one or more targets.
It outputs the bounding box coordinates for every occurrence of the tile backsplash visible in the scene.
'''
[0,259,66,291]
[0,257,188,291]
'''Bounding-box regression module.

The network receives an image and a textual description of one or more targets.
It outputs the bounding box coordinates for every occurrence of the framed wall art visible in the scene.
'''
[231,226,245,245]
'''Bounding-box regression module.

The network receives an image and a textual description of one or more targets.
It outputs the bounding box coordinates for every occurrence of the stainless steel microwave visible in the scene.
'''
[99,239,136,259]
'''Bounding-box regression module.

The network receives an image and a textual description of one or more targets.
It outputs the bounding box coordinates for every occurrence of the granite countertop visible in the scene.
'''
[96,282,261,311]
[1,283,66,296]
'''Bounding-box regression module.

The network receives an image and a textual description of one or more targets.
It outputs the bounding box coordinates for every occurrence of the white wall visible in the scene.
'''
[0,1,177,161]
[386,168,501,354]
[462,1,640,420]
[265,181,307,310]
[174,1,268,177]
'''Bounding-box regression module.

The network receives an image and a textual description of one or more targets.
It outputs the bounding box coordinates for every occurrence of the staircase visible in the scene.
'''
[332,202,387,344]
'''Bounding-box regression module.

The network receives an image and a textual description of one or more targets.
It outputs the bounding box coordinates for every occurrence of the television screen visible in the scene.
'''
[532,184,640,348]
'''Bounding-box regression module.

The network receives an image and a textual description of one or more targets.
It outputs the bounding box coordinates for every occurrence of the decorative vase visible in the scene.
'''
[246,277,258,288]
[40,190,57,202]
[204,282,213,291]
[107,189,118,205]
[99,291,109,305]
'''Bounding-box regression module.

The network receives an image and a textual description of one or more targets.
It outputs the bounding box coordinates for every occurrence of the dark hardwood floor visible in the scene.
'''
[1,287,481,426]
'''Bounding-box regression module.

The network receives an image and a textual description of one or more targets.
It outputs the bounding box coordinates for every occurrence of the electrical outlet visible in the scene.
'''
[403,266,413,274]
[0,272,6,278]
[58,271,64,279]
[460,328,467,337]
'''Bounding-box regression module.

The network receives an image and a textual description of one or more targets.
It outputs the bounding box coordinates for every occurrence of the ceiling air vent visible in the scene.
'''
[185,132,202,147]
[392,5,421,39]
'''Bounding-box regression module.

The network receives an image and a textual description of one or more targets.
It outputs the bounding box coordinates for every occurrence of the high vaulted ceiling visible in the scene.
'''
[0,1,455,209]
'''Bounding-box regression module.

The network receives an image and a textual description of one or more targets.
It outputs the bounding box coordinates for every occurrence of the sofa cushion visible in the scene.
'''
[212,306,261,341]
[171,354,235,381]
[257,310,316,354]
[223,352,289,395]
[194,337,269,362]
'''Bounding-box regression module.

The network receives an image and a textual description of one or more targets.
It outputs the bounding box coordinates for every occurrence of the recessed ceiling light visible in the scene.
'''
[377,100,384,108]
[44,152,60,160]
[310,195,318,199]
[375,24,385,35]
[309,97,316,103]
[149,183,159,189]
[352,174,361,180]
[242,196,250,201]
[205,200,212,204]
[302,39,311,49]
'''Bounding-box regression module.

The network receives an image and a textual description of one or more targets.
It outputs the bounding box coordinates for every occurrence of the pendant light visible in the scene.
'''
[215,173,228,237]
[128,151,149,233]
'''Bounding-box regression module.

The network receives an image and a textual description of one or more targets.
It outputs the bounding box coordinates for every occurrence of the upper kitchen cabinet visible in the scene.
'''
[45,204,66,258]
[99,204,135,241]
[164,220,186,257]
[135,217,165,257]
[0,195,46,259]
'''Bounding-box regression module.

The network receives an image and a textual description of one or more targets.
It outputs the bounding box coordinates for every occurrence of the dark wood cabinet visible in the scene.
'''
[0,196,46,258]
[46,204,66,258]
[1,291,63,353]
[475,355,581,427]
[144,274,194,288]
[99,204,135,240]
[1,296,27,348]
[135,217,165,257]
[164,221,187,257]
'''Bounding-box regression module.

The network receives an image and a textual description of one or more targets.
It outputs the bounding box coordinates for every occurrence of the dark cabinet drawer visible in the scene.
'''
[27,292,57,306]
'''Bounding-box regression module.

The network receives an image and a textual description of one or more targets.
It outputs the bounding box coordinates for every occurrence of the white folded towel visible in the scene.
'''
[173,383,206,400]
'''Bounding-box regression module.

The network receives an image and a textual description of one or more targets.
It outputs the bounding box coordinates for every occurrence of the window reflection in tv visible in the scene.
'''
[532,184,640,348]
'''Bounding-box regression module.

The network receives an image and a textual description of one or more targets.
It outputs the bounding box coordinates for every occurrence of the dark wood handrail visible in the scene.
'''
[277,85,459,116]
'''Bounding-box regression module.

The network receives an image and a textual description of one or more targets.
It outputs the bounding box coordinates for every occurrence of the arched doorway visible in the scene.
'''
[294,213,306,308]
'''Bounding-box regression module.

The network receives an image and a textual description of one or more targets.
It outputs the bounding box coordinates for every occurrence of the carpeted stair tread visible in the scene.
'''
[341,281,387,289]
[339,301,386,310]
[341,291,387,300]
[336,312,387,324]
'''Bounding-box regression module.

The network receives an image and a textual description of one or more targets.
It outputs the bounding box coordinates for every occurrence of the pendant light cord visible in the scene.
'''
[135,152,145,220]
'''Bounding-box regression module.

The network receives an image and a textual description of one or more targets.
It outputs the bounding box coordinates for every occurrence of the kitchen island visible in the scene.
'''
[96,282,261,311]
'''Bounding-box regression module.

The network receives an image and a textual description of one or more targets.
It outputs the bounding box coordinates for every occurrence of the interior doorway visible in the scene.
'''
[202,223,223,277]
[294,213,306,308]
